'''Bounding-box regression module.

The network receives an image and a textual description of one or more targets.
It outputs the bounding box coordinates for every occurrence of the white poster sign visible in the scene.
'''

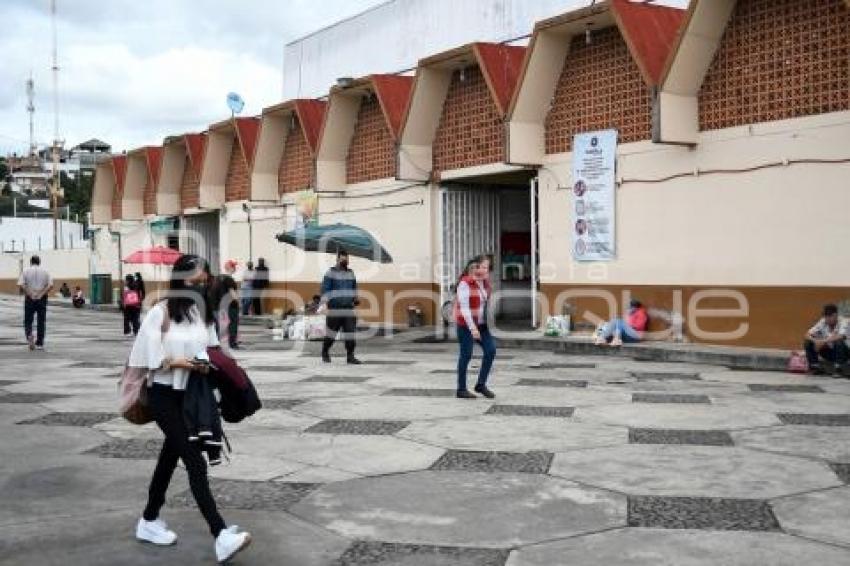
[571,129,617,261]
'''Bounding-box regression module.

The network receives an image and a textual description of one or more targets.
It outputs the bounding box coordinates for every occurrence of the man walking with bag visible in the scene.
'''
[320,250,361,364]
[17,255,53,351]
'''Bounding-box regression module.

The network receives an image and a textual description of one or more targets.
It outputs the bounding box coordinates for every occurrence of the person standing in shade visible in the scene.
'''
[252,258,269,316]
[17,255,53,351]
[319,250,361,364]
[129,254,251,562]
[134,272,147,303]
[454,254,497,399]
[240,261,255,316]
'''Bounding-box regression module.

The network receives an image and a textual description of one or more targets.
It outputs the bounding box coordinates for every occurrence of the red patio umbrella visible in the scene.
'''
[123,246,182,265]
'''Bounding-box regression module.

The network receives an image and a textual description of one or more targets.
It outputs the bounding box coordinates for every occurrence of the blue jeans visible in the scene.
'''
[457,324,497,391]
[602,318,641,343]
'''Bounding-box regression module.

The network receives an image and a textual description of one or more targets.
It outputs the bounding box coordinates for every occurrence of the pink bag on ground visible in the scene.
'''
[787,351,809,374]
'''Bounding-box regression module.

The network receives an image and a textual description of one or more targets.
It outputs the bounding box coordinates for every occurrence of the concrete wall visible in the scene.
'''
[537,111,850,347]
[0,249,92,296]
[284,0,588,99]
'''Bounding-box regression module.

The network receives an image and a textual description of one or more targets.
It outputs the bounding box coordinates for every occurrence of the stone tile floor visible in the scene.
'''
[1,298,850,565]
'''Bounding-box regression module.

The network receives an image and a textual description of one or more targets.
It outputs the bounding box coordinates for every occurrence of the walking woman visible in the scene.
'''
[128,254,251,563]
[454,254,497,399]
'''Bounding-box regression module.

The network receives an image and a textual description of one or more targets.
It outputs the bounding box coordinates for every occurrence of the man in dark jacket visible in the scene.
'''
[320,250,361,364]
[252,258,270,315]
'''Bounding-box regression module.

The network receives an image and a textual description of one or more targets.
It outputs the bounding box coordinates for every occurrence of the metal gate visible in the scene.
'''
[181,212,220,274]
[439,186,500,313]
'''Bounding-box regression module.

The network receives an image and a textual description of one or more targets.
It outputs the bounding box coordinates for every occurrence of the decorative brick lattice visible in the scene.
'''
[545,27,652,154]
[347,96,396,184]
[279,117,314,194]
[225,135,250,202]
[699,0,850,131]
[180,153,200,210]
[142,176,156,215]
[111,177,123,219]
[433,65,505,173]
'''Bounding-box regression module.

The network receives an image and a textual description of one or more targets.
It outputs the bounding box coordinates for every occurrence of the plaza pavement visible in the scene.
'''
[1,297,849,565]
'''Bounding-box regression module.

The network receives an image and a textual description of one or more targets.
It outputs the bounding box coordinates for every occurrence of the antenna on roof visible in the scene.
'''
[227,92,245,117]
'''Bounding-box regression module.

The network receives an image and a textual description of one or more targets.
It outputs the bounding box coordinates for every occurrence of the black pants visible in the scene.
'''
[227,301,239,347]
[123,306,141,335]
[252,291,263,316]
[143,384,226,537]
[804,339,849,368]
[23,296,47,346]
[323,312,356,357]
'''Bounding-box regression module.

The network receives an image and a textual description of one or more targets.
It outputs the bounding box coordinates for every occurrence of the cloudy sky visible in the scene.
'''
[0,0,385,156]
[1,0,687,156]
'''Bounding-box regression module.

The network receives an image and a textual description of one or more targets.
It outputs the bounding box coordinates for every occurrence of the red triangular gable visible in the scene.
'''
[371,74,414,140]
[235,117,261,166]
[112,155,127,192]
[145,147,162,188]
[474,43,527,117]
[294,99,327,155]
[611,0,687,86]
[184,134,206,177]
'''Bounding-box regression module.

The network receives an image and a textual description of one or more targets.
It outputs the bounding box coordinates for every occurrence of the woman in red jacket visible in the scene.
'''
[595,299,648,346]
[453,254,497,399]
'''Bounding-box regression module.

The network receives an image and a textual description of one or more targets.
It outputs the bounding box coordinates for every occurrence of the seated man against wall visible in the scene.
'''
[804,304,849,376]
[595,299,649,347]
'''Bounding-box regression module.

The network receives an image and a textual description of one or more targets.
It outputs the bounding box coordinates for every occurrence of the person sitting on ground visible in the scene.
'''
[304,294,322,315]
[59,282,71,298]
[595,299,649,347]
[72,286,85,308]
[804,304,849,376]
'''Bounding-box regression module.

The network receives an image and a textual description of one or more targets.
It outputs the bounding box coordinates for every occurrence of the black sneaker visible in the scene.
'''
[810,365,827,376]
[474,385,495,399]
[823,360,837,375]
[456,390,477,399]
[321,353,331,363]
[347,357,362,365]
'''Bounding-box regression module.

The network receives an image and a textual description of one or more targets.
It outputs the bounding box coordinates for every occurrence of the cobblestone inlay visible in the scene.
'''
[485,405,575,418]
[301,375,374,383]
[362,360,417,365]
[262,398,307,410]
[430,450,553,474]
[171,478,319,512]
[829,463,850,484]
[533,362,597,369]
[305,419,411,435]
[332,541,509,566]
[0,379,21,387]
[0,392,69,404]
[515,379,588,388]
[430,369,478,374]
[69,362,123,369]
[632,372,702,382]
[632,393,712,404]
[629,428,734,446]
[748,384,825,393]
[246,365,300,373]
[627,496,781,531]
[17,412,119,427]
[381,388,458,397]
[84,438,162,459]
[777,414,850,426]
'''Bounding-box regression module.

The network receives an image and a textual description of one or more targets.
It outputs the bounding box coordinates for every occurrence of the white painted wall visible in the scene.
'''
[0,249,91,285]
[537,111,850,287]
[0,217,87,252]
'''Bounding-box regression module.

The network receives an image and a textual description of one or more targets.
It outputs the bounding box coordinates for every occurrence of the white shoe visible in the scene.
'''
[610,336,623,347]
[136,517,177,545]
[215,527,251,563]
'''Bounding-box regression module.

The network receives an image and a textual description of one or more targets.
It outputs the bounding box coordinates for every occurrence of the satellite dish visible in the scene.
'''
[227,92,245,115]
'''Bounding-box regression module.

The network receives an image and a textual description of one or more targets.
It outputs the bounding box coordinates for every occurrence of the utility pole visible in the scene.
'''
[26,74,36,157]
[50,0,63,250]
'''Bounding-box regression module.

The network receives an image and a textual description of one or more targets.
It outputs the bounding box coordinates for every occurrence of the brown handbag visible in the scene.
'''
[117,305,170,424]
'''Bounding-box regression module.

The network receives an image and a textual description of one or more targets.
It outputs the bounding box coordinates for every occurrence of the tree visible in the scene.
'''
[60,171,93,220]
[0,157,8,181]
[1,183,11,196]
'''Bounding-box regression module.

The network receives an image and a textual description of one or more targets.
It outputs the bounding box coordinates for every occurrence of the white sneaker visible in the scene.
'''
[136,517,177,545]
[215,527,251,563]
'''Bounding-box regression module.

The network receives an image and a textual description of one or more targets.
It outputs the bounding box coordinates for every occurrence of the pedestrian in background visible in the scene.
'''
[319,250,361,364]
[252,258,269,315]
[241,261,255,316]
[17,255,53,351]
[122,274,142,336]
[453,254,497,399]
[134,272,146,302]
